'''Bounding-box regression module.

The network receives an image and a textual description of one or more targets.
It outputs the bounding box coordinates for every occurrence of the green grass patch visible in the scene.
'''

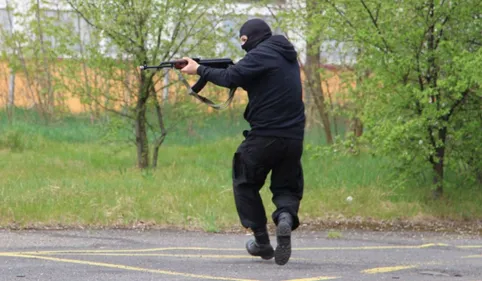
[327,230,343,239]
[1,109,481,231]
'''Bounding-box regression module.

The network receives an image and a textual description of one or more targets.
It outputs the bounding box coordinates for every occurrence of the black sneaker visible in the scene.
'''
[246,239,274,260]
[275,214,292,265]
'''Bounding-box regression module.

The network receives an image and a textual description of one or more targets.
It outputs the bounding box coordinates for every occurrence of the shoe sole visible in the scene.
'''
[275,221,291,265]
[245,240,274,260]
[261,254,274,260]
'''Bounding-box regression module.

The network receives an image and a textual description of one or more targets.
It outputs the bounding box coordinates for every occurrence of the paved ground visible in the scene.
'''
[1,229,482,281]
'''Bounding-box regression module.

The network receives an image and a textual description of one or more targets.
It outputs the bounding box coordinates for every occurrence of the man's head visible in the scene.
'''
[239,18,272,52]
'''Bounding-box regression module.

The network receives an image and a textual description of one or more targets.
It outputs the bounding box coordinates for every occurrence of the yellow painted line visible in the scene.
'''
[0,245,424,256]
[11,247,243,255]
[296,243,445,251]
[463,255,482,258]
[301,245,425,251]
[47,253,259,259]
[2,253,258,281]
[419,243,449,248]
[1,242,473,256]
[283,276,340,281]
[362,265,417,274]
[39,252,307,260]
[458,245,482,249]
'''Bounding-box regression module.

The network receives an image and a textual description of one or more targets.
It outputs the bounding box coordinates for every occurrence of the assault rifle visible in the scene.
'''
[139,58,236,110]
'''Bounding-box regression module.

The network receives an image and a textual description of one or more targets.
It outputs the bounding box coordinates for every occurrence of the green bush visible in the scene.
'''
[0,130,27,152]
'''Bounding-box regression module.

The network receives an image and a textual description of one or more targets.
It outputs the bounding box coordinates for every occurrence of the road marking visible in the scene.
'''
[362,265,417,274]
[1,242,471,256]
[283,276,340,281]
[46,253,263,258]
[419,243,449,248]
[458,245,482,249]
[2,253,259,281]
[8,247,242,255]
[296,243,447,251]
[463,255,482,258]
[37,252,307,260]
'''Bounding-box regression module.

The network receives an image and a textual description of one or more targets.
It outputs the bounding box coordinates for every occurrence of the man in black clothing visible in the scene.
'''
[181,18,305,266]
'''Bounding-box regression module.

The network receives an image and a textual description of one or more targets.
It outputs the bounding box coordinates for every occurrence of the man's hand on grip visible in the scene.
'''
[180,57,200,75]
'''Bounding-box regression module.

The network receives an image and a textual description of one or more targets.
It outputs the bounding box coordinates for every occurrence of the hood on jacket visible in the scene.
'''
[261,35,298,62]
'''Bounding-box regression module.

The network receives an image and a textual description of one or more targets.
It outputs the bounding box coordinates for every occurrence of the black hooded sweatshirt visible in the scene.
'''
[196,35,305,140]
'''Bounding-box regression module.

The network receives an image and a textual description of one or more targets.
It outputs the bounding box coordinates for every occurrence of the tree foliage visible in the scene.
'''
[64,0,238,168]
[1,0,80,121]
[320,0,481,195]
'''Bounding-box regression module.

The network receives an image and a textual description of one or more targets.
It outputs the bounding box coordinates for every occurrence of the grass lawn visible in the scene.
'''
[1,109,481,232]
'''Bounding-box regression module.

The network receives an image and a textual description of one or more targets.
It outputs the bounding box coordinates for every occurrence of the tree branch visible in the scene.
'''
[65,0,143,53]
[375,2,381,23]
[151,1,171,64]
[266,5,306,39]
[159,0,188,61]
[89,94,135,120]
[359,0,391,53]
[434,9,452,49]
[165,5,208,61]
[445,88,471,121]
[151,89,168,168]
[468,39,481,47]
[326,0,355,29]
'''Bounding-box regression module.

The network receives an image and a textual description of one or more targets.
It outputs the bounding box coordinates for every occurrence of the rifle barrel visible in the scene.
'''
[139,58,233,71]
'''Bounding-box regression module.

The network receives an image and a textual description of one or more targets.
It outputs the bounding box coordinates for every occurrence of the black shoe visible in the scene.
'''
[275,213,292,265]
[246,239,274,260]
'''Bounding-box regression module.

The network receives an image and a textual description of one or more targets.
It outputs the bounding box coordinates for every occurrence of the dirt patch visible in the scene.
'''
[2,216,482,236]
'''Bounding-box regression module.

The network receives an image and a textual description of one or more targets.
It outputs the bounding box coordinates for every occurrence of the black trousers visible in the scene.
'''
[232,134,304,231]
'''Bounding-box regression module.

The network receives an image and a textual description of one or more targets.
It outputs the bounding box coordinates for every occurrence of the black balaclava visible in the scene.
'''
[239,18,272,52]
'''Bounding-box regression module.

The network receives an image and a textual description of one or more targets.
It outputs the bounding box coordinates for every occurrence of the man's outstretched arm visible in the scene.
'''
[181,52,267,89]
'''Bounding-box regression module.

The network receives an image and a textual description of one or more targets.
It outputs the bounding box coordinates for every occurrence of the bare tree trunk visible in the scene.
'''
[152,91,167,168]
[8,69,15,108]
[5,0,42,119]
[350,66,367,138]
[77,14,93,118]
[162,70,169,101]
[123,58,131,116]
[427,0,445,198]
[477,165,482,186]
[325,80,338,137]
[5,1,15,117]
[92,65,100,121]
[305,49,333,144]
[103,79,111,111]
[353,118,363,137]
[432,127,446,199]
[305,0,333,144]
[136,70,150,169]
[5,69,14,123]
[35,0,54,116]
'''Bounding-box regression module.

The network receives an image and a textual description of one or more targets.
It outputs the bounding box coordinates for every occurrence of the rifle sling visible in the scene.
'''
[176,70,236,110]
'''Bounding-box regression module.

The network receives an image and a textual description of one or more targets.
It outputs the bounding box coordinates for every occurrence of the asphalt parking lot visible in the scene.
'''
[1,229,482,280]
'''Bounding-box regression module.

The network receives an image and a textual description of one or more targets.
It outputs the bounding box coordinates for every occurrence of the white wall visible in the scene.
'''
[0,0,14,33]
[0,0,72,32]
[0,0,327,65]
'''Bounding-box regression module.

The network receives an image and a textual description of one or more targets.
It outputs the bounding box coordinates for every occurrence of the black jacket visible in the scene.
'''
[197,35,305,140]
